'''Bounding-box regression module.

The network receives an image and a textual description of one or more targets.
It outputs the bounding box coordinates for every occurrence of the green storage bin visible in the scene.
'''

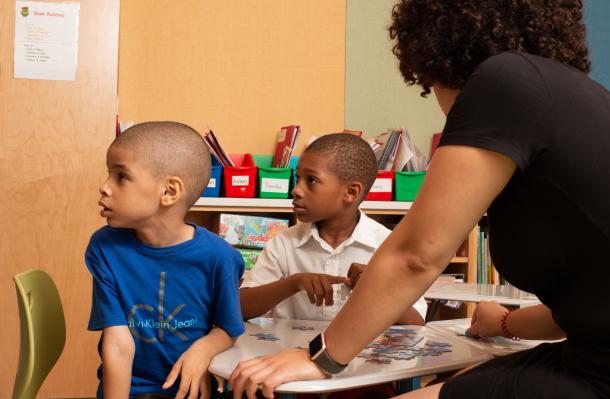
[253,154,292,199]
[289,156,299,198]
[394,171,426,201]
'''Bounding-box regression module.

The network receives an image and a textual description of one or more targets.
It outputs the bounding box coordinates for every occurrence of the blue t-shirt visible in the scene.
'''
[86,224,245,398]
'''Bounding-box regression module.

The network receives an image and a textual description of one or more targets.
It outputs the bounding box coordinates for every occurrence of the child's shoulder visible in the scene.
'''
[193,225,242,256]
[352,213,392,244]
[270,222,311,245]
[362,214,391,232]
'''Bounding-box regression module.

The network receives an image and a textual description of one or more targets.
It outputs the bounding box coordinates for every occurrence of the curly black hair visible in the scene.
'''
[389,0,590,96]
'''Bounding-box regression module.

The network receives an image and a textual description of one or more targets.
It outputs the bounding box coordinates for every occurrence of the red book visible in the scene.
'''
[272,125,300,168]
[204,130,234,167]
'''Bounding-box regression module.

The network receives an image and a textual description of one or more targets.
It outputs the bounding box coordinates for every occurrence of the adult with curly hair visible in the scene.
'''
[229,1,610,398]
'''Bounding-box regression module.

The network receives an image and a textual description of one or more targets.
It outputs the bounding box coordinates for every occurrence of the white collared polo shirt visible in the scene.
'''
[241,211,428,321]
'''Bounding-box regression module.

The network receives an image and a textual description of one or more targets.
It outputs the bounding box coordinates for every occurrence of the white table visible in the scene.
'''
[424,283,539,306]
[424,283,540,321]
[210,318,492,397]
[427,318,563,357]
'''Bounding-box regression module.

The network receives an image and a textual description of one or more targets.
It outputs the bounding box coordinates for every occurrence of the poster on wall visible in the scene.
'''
[14,1,80,81]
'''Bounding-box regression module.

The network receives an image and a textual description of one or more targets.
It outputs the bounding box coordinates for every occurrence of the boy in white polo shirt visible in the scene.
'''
[240,133,427,324]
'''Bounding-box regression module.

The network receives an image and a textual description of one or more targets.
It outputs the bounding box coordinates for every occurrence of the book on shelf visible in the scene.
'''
[476,222,507,285]
[218,213,289,249]
[368,130,399,170]
[272,125,300,168]
[236,248,262,270]
[378,130,401,170]
[366,128,428,172]
[397,128,427,172]
[204,129,234,167]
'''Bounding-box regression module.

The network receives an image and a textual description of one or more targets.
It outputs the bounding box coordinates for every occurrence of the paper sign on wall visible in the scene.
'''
[14,1,80,81]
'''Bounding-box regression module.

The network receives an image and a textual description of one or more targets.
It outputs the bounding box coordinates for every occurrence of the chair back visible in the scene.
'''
[12,269,66,399]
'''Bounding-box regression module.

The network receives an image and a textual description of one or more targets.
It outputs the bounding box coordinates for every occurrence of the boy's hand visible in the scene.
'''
[346,263,366,288]
[163,340,213,399]
[292,273,350,306]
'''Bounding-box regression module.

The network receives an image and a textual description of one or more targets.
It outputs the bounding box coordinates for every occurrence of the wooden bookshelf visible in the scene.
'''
[188,197,476,272]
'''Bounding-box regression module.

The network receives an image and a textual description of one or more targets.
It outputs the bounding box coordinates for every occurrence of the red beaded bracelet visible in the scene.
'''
[500,309,520,341]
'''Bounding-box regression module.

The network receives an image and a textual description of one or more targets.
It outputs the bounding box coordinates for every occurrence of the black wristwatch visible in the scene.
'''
[308,332,348,375]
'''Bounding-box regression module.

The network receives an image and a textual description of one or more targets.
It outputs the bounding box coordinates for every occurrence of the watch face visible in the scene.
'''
[309,333,324,359]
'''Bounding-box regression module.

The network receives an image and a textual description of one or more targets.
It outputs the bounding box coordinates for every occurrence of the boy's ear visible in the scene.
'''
[344,181,364,204]
[160,176,185,206]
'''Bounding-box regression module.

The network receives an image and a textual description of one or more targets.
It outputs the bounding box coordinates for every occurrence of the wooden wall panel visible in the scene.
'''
[0,0,119,396]
[118,0,346,156]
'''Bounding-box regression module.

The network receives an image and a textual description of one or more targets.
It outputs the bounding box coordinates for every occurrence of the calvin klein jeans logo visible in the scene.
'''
[128,272,188,343]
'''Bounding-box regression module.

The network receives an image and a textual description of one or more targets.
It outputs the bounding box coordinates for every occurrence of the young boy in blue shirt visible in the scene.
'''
[86,122,244,399]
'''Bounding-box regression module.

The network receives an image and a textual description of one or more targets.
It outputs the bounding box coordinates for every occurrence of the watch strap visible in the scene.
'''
[312,347,348,374]
[309,332,348,375]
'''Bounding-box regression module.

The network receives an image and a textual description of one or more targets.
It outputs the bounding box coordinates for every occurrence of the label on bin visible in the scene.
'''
[207,178,216,188]
[232,176,250,186]
[370,178,392,193]
[262,178,289,193]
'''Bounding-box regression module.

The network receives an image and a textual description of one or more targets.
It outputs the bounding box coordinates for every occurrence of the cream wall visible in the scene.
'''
[119,0,346,156]
[345,0,446,156]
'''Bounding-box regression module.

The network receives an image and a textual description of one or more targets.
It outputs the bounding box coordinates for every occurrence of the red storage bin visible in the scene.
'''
[223,154,258,198]
[365,170,394,201]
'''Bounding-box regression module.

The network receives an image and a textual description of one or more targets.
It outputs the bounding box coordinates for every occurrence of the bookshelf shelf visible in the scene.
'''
[190,197,471,265]
[192,197,413,214]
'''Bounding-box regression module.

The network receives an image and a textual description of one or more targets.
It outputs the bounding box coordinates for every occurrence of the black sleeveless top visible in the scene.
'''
[440,51,610,395]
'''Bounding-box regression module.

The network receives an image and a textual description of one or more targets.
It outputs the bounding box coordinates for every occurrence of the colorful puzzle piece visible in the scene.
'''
[356,328,452,365]
[292,325,315,331]
[250,333,279,341]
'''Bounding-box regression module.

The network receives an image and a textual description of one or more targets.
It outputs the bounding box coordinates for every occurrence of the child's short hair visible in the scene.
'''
[113,121,210,207]
[304,133,377,197]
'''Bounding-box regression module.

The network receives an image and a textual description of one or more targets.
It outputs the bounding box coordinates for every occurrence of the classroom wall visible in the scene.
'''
[2,1,606,396]
[345,0,446,157]
[118,0,346,156]
[584,0,610,89]
[345,0,610,157]
[0,0,119,397]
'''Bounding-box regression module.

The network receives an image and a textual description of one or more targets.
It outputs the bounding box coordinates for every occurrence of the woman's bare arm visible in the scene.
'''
[325,145,517,363]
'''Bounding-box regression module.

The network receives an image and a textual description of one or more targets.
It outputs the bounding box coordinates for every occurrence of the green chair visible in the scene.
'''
[12,269,66,399]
